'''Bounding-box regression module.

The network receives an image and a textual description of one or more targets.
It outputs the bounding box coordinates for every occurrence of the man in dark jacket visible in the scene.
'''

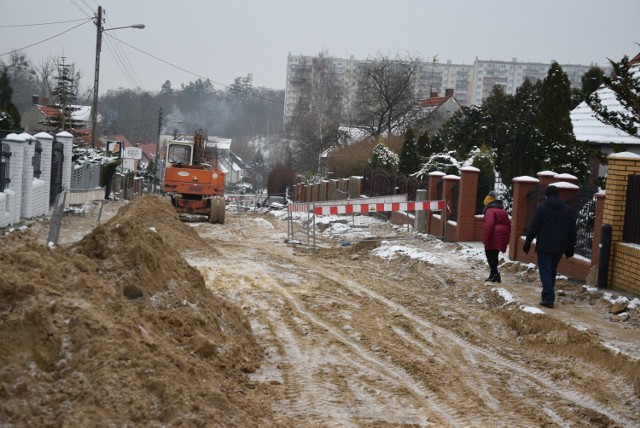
[522,185,577,308]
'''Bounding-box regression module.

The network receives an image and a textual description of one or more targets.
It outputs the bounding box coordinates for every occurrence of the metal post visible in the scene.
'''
[597,224,612,289]
[415,189,426,233]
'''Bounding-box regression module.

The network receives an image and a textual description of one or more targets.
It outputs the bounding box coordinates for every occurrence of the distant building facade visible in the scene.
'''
[284,53,610,128]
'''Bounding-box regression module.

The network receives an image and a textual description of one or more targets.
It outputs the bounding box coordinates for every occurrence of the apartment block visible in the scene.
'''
[284,53,608,128]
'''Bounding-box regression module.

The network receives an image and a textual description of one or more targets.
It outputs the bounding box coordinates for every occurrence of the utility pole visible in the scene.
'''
[154,107,163,193]
[90,6,103,149]
[90,6,144,149]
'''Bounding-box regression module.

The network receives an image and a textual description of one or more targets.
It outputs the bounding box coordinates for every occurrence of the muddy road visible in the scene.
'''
[186,208,640,427]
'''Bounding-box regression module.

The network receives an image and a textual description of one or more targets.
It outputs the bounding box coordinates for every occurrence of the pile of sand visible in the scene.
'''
[0,196,273,426]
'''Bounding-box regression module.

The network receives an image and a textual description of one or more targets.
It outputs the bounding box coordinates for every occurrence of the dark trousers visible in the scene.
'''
[485,250,499,275]
[537,252,563,303]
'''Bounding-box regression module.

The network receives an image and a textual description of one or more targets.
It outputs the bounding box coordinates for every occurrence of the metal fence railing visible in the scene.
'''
[71,163,102,189]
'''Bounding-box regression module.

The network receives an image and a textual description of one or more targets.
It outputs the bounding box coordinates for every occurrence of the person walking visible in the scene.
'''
[522,185,577,308]
[483,191,511,283]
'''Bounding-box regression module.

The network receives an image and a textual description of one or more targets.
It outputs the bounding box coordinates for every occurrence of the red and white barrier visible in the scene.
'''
[312,200,445,216]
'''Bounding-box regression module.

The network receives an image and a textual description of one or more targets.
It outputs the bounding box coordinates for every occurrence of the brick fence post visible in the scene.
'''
[537,170,556,187]
[426,171,444,235]
[509,176,540,261]
[602,152,640,290]
[455,167,479,242]
[442,174,460,241]
[553,181,580,202]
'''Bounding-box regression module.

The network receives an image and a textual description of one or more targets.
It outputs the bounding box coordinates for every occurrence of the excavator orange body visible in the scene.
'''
[161,130,226,223]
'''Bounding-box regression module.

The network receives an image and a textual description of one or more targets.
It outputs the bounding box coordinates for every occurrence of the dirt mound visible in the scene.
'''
[498,307,640,397]
[0,196,271,426]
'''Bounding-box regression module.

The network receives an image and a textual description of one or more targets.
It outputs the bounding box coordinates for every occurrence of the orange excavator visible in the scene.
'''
[161,130,226,224]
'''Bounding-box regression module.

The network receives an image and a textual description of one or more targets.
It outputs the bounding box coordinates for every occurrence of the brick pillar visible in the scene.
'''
[56,131,73,191]
[509,176,540,261]
[2,133,26,224]
[19,133,36,218]
[553,181,579,202]
[602,153,640,243]
[34,132,53,215]
[455,167,479,242]
[442,174,460,241]
[537,170,556,187]
[591,192,605,267]
[604,152,640,291]
[427,171,445,200]
[427,171,444,235]
[554,173,578,185]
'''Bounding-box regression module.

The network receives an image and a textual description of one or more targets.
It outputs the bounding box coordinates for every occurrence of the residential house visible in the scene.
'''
[570,52,640,183]
[415,89,462,135]
[206,136,245,186]
[22,100,93,141]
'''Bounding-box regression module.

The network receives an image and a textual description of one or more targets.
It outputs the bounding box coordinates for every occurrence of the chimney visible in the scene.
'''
[430,91,438,98]
[32,95,39,105]
[445,88,454,97]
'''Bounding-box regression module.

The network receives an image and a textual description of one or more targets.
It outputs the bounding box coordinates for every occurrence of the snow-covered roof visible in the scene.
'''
[570,63,640,146]
[208,136,232,151]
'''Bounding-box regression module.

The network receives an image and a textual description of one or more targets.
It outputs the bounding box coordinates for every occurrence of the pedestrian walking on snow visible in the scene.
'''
[483,191,511,283]
[522,185,577,308]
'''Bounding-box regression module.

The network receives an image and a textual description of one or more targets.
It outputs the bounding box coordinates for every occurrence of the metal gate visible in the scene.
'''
[50,139,64,205]
[568,187,597,258]
[623,174,640,244]
[0,142,10,192]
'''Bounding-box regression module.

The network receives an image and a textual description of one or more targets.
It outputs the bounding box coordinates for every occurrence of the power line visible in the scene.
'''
[108,34,294,110]
[0,18,90,28]
[0,19,93,57]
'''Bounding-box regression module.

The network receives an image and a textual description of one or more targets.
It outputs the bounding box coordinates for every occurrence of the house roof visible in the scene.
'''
[35,104,92,121]
[207,136,232,151]
[104,134,134,148]
[417,96,451,108]
[137,141,158,161]
[570,57,640,146]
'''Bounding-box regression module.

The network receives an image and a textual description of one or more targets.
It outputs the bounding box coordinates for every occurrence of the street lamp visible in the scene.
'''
[91,5,145,148]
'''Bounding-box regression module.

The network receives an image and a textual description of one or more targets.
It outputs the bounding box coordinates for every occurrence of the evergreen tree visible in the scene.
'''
[470,145,496,214]
[588,55,639,137]
[0,68,22,133]
[370,139,399,173]
[433,105,488,160]
[571,66,605,109]
[416,130,434,158]
[500,79,543,184]
[160,80,174,96]
[398,128,421,174]
[538,62,590,180]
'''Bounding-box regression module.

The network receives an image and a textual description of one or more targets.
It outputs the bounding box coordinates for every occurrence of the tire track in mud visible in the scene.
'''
[192,212,640,427]
[307,259,637,427]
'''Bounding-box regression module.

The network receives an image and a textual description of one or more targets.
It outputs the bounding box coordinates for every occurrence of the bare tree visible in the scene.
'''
[289,52,344,174]
[351,53,423,137]
[33,56,57,102]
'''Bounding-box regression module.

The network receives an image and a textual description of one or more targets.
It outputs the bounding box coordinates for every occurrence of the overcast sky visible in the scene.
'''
[1,0,639,95]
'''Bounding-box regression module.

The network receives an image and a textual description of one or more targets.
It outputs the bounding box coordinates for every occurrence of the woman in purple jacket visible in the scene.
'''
[482,191,511,283]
